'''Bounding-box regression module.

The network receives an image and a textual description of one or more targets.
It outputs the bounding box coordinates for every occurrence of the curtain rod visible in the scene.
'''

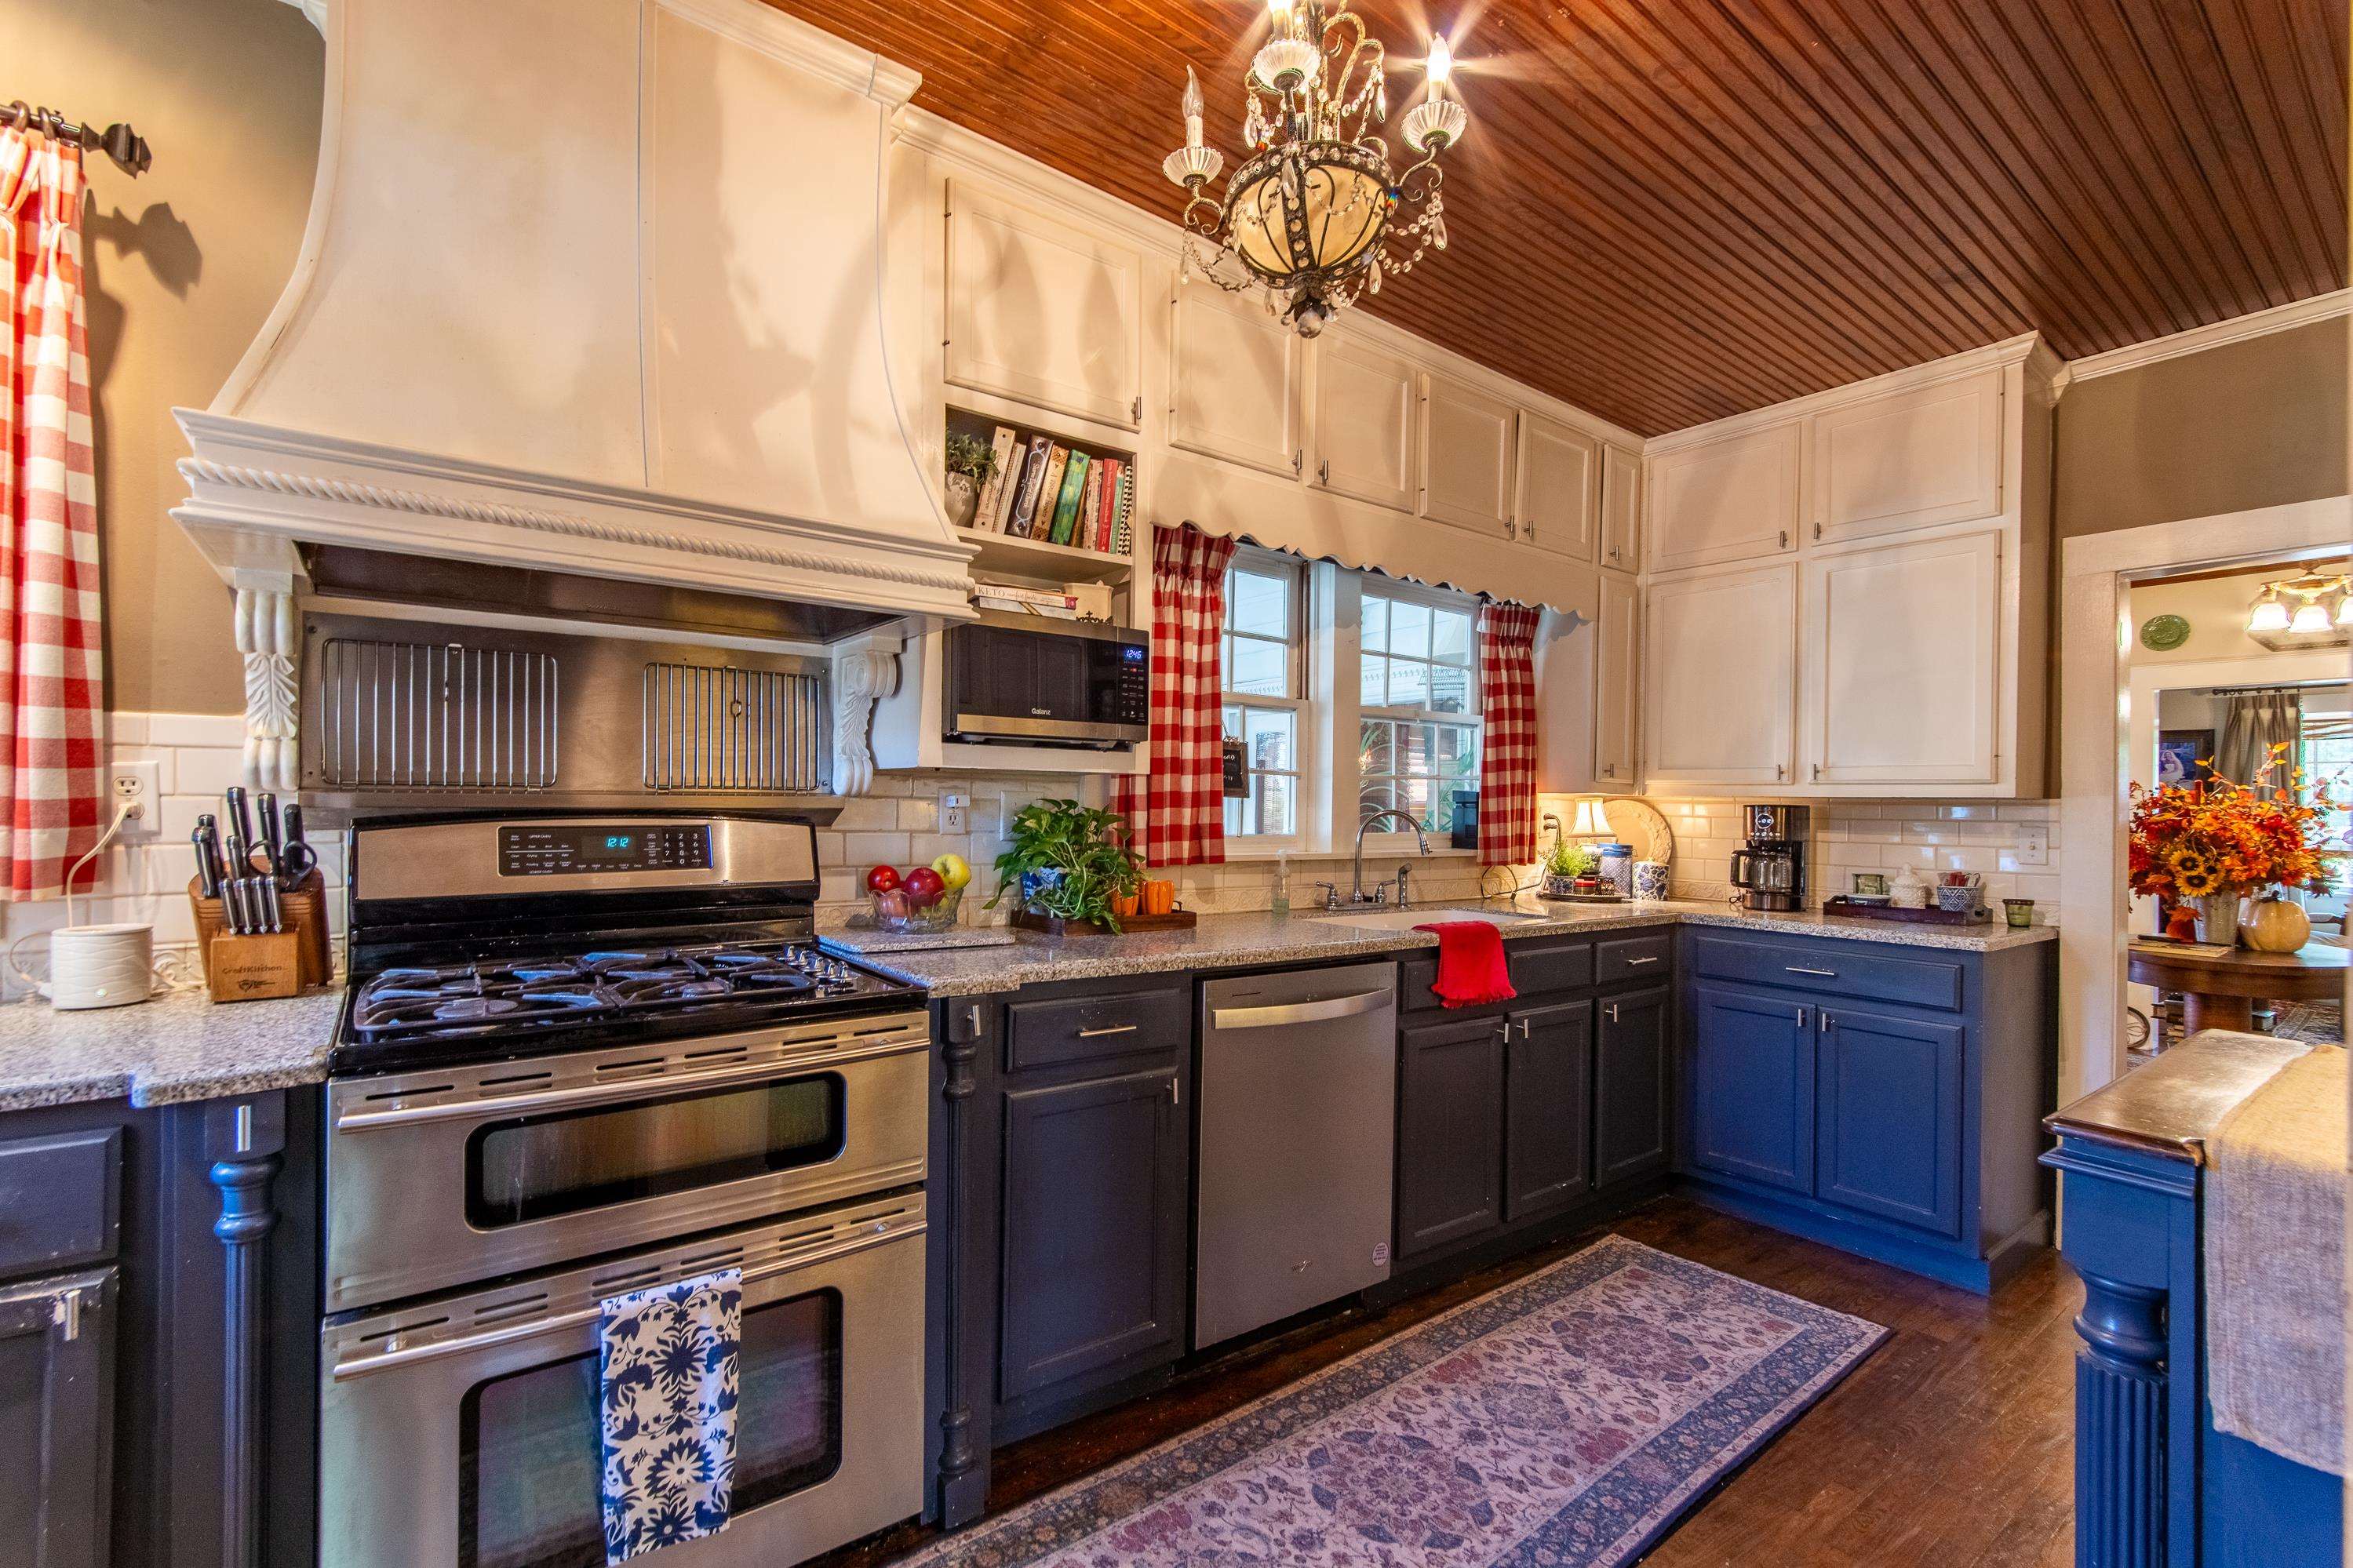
[2,102,150,176]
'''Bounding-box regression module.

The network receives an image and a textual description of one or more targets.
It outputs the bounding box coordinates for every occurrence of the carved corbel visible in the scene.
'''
[235,584,300,791]
[832,634,903,795]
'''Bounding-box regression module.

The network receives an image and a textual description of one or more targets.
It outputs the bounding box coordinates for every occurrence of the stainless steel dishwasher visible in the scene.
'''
[1194,961,1399,1349]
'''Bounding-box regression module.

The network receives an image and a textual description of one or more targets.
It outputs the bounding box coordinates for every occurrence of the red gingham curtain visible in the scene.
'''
[1476,601,1541,867]
[0,126,104,900]
[1115,522,1237,868]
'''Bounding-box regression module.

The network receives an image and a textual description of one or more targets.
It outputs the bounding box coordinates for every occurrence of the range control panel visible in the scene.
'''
[498,824,713,877]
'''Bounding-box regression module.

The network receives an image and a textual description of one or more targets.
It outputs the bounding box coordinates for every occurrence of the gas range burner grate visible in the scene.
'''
[348,943,867,1043]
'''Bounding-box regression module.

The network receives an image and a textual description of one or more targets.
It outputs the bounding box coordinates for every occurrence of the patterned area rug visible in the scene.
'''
[2272,1000,2344,1046]
[901,1236,1885,1568]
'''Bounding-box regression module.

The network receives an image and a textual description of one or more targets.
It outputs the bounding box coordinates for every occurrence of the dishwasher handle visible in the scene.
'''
[1210,989,1393,1031]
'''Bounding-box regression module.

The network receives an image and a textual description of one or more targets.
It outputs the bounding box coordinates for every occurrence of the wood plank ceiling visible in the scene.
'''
[761,0,2348,436]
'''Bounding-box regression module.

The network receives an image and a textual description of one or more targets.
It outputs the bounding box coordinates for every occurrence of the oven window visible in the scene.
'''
[458,1288,844,1568]
[465,1075,847,1227]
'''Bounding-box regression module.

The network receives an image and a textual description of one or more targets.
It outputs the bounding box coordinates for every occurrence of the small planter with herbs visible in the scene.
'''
[986,799,1191,935]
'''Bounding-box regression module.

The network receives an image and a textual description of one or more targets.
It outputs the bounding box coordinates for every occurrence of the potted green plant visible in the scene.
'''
[944,432,997,529]
[985,798,1146,933]
[1542,838,1598,900]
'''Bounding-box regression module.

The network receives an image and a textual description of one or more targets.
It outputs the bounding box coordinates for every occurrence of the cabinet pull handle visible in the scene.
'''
[1604,1002,1621,1022]
[1786,965,1838,977]
[1819,1012,1832,1033]
[1519,1017,1532,1039]
[1812,763,1822,781]
[1169,1077,1181,1105]
[1779,529,1790,549]
[1076,1023,1140,1039]
[1624,955,1660,966]
[1775,764,1786,780]
[1132,395,1143,424]
[1797,1006,1809,1028]
[1319,459,1330,485]
[52,1286,81,1342]
[1294,449,1304,475]
[1814,522,1823,540]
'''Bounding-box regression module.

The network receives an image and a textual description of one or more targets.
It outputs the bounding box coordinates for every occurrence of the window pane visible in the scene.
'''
[1227,568,1291,641]
[1253,773,1294,837]
[1357,783,1393,822]
[1360,653,1388,708]
[1361,595,1390,653]
[1390,599,1432,659]
[1228,636,1290,697]
[1433,609,1473,664]
[1223,794,1255,837]
[1393,773,1433,827]
[1244,707,1295,771]
[1222,703,1241,738]
[1359,719,1394,777]
[1429,661,1470,715]
[1386,656,1429,710]
[1434,722,1477,773]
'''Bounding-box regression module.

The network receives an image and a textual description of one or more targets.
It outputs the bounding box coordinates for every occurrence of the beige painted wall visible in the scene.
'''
[2055,316,2350,540]
[10,0,323,715]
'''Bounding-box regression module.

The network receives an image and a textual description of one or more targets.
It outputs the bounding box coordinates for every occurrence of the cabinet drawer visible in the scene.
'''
[1690,933,1964,1013]
[1595,933,1672,985]
[1402,937,1590,1013]
[0,1129,121,1280]
[1007,987,1188,1073]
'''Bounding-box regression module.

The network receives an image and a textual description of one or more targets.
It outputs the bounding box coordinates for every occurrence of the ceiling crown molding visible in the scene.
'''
[2066,290,2351,382]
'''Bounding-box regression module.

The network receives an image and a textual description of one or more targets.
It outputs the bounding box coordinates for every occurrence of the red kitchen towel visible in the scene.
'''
[1415,921,1517,1009]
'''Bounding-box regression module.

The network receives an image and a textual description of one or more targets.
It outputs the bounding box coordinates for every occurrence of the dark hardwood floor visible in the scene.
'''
[821,1196,2080,1566]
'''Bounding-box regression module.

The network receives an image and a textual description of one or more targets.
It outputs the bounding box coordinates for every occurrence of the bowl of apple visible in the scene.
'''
[864,853,971,933]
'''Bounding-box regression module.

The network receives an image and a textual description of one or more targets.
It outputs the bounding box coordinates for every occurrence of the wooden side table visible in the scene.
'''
[2127,938,2348,1035]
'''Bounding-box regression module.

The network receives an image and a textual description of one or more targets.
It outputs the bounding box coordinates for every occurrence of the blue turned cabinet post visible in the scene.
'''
[2045,1035,2345,1568]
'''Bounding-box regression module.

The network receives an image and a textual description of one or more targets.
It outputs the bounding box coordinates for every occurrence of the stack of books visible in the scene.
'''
[973,581,1081,618]
[965,424,1136,551]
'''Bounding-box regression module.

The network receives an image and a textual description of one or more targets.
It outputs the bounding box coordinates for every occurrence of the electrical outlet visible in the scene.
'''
[2016,826,2049,867]
[941,792,969,835]
[110,762,161,837]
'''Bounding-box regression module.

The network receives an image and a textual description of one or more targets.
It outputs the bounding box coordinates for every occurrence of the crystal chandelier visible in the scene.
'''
[1162,1,1470,337]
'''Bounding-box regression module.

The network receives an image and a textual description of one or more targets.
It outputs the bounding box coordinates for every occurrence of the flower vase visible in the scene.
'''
[945,472,980,529]
[2197,892,2242,948]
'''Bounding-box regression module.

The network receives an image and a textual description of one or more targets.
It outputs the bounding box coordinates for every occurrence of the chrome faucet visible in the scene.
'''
[1350,809,1431,906]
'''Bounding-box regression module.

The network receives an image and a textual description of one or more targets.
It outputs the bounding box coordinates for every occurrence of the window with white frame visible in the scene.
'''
[1358,582,1481,835]
[1221,551,1306,842]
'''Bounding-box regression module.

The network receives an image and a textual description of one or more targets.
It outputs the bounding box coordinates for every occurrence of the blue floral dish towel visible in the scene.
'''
[597,1268,742,1563]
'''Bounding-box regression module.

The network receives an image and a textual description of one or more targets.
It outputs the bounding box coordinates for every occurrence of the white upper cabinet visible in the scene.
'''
[945,182,1144,430]
[1600,444,1642,573]
[1645,563,1798,788]
[1594,570,1641,789]
[1804,529,2002,785]
[1418,372,1516,539]
[1309,335,1417,510]
[1513,412,1600,559]
[1808,369,2002,544]
[1647,423,1801,573]
[1167,282,1300,480]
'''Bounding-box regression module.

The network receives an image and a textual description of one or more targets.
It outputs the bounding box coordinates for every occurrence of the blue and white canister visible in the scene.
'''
[1633,860,1670,901]
[1596,843,1634,899]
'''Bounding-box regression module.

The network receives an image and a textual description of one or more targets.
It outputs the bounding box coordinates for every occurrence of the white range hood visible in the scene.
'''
[174,0,974,788]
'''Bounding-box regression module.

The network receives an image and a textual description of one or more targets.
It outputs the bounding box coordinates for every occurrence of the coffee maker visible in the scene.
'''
[1730,803,1809,911]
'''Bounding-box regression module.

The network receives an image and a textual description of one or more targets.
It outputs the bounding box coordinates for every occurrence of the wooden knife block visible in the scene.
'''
[188,869,333,1001]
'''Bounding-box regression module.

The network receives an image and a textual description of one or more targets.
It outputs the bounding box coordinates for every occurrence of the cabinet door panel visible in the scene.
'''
[1418,373,1516,539]
[1167,283,1300,478]
[1514,412,1598,559]
[1645,564,1797,787]
[1000,1069,1185,1400]
[1504,1001,1593,1221]
[1397,1016,1505,1259]
[1594,571,1641,790]
[1685,984,1814,1193]
[946,184,1143,430]
[1310,337,1416,510]
[1648,424,1801,571]
[1816,1007,1965,1237]
[1809,370,2001,543]
[1805,530,2001,785]
[0,1268,115,1568]
[1596,987,1670,1186]
[1601,444,1642,572]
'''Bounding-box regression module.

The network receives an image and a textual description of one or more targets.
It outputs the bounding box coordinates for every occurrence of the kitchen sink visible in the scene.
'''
[1313,907,1541,931]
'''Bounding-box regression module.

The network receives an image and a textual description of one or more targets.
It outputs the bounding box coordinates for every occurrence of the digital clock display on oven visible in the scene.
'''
[497,824,712,876]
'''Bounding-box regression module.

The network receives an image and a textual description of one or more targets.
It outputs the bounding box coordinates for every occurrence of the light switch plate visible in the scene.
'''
[2016,826,2049,867]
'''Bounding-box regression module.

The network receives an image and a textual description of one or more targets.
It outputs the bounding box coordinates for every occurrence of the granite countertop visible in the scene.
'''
[825,897,2055,998]
[2045,1029,2320,1164]
[0,986,342,1112]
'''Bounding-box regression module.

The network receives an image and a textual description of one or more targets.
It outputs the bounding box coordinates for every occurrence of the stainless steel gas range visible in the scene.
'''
[316,811,930,1568]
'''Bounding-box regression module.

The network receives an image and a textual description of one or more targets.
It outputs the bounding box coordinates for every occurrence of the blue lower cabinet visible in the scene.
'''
[1814,1006,1965,1239]
[1685,984,1815,1195]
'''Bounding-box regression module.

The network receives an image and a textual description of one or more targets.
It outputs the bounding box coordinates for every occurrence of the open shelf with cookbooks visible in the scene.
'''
[945,406,1138,593]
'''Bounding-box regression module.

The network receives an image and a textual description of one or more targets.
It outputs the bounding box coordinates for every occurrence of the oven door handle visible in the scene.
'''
[327,1217,926,1381]
[331,1025,930,1131]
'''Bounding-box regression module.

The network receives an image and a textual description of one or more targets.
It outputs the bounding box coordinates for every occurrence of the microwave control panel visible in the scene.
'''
[499,824,713,877]
[1114,642,1149,724]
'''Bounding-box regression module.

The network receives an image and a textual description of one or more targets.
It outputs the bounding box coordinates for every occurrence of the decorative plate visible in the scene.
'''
[1602,798,1674,865]
[2139,613,2191,651]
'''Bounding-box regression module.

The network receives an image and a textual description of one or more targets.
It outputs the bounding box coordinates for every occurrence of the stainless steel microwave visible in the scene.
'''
[942,610,1149,748]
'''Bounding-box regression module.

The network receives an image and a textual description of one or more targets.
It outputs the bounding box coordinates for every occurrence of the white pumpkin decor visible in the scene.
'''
[2241,893,2312,954]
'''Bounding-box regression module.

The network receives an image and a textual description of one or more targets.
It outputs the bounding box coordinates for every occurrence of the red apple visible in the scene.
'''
[865,864,901,893]
[901,866,946,908]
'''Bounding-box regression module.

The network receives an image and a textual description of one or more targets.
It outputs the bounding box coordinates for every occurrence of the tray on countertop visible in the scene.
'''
[1820,897,1993,926]
[1011,908,1197,937]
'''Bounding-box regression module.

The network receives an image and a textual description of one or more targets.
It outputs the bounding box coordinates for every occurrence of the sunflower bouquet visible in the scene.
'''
[2127,741,2340,905]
